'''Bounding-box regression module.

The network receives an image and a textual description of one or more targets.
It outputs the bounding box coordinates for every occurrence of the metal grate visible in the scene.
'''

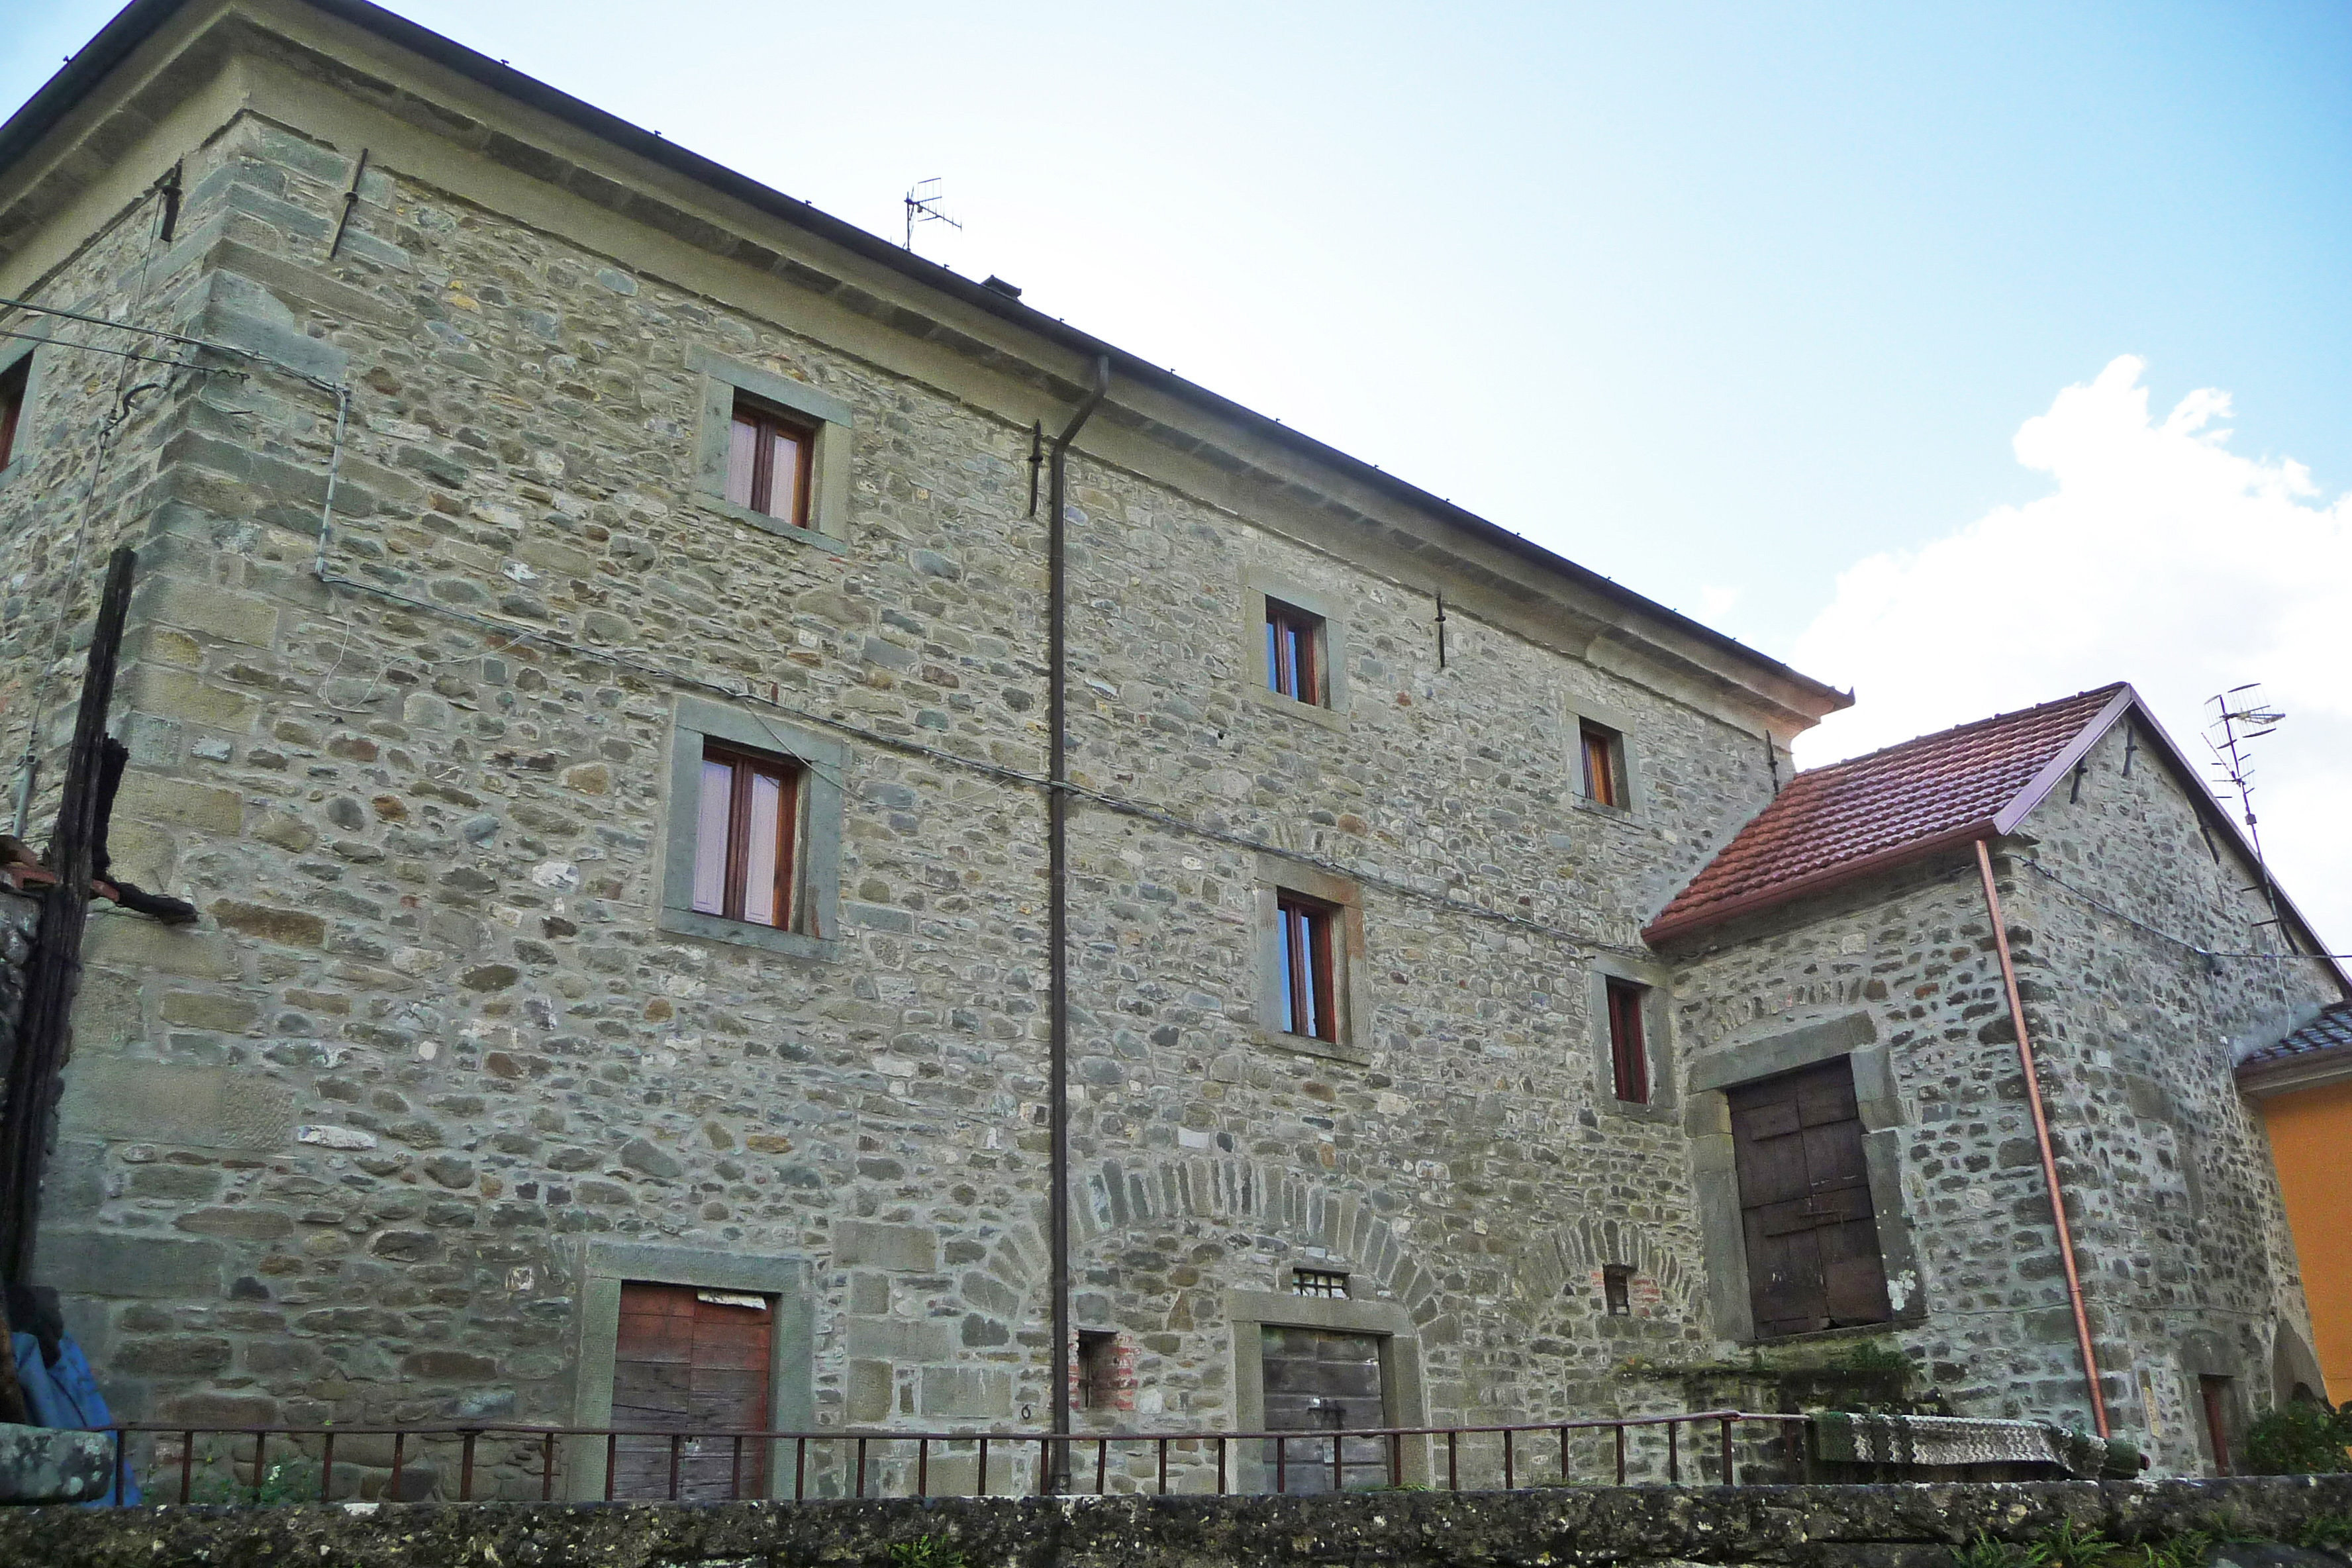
[1291,1267,1350,1298]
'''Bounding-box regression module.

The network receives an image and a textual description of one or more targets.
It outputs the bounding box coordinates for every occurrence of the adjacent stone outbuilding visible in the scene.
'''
[1649,683,2346,1478]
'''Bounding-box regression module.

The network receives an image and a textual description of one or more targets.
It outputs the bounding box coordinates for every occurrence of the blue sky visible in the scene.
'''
[7,1,2349,946]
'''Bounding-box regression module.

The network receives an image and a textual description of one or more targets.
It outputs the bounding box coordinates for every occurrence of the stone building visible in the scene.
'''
[0,0,2337,1498]
[1648,683,2345,1477]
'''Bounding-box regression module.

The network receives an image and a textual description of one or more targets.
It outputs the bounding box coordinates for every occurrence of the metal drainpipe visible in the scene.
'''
[1975,838,2110,1438]
[1045,355,1110,1489]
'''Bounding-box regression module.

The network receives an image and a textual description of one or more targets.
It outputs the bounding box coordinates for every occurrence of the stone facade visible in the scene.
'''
[1661,718,2342,1477]
[0,1,1839,1502]
[0,0,2331,1500]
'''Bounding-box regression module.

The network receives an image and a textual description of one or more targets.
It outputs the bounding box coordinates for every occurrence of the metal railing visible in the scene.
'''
[104,1409,1810,1506]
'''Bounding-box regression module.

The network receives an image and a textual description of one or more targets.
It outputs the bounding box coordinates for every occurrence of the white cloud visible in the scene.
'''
[1791,356,2352,954]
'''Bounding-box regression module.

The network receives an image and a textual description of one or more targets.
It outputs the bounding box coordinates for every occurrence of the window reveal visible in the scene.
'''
[1605,979,1650,1104]
[724,396,814,529]
[692,744,803,929]
[1277,893,1338,1042]
[1076,1330,1120,1410]
[1602,1264,1633,1316]
[1265,600,1323,705]
[1579,721,1624,807]
[0,355,27,471]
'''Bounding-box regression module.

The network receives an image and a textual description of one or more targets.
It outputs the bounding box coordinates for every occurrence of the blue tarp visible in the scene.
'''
[12,1334,138,1506]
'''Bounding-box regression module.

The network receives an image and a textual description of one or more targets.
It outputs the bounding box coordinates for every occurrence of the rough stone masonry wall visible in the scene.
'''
[1661,720,2342,1477]
[6,98,1785,1496]
[2002,719,2340,1471]
[7,1475,2352,1568]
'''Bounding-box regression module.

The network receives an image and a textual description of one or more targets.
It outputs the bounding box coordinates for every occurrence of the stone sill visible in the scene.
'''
[1252,1026,1372,1067]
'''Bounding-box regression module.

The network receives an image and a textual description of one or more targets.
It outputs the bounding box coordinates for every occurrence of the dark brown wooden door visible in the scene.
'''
[1729,1059,1892,1338]
[611,1282,773,1500]
[1259,1326,1387,1492]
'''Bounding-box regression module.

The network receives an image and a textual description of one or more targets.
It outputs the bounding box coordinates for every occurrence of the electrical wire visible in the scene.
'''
[2020,858,2351,962]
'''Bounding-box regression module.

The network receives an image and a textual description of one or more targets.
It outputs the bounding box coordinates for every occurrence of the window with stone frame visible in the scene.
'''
[1265,599,1326,706]
[691,742,805,931]
[1580,720,1626,808]
[1277,891,1340,1042]
[1605,978,1651,1104]
[661,695,844,962]
[687,344,853,547]
[0,354,26,471]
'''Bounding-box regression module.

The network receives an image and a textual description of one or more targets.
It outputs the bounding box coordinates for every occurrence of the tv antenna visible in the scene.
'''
[2205,683,2292,950]
[904,177,961,252]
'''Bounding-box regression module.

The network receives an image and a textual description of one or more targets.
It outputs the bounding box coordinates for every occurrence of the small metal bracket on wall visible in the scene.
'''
[326,148,370,260]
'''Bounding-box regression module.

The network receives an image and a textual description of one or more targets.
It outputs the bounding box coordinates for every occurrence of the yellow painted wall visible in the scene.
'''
[2263,1079,2352,1401]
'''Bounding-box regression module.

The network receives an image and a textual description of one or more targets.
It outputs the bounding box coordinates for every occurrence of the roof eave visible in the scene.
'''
[3,0,1851,724]
[2237,1050,2352,1099]
[1642,819,1997,948]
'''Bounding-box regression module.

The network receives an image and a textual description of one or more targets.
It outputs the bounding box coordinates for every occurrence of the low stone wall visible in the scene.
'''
[4,1475,2351,1568]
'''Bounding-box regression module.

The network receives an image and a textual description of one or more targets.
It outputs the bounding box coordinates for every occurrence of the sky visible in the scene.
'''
[5,1,2347,949]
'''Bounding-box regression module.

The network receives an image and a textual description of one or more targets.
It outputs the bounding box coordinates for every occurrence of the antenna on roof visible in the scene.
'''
[2205,684,2292,952]
[903,177,962,252]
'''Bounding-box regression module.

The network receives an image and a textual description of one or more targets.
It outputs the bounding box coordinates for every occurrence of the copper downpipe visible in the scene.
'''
[1975,838,2110,1438]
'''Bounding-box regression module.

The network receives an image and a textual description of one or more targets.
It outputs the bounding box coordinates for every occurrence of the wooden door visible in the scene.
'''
[1259,1326,1388,1493]
[611,1282,773,1500]
[1729,1059,1892,1338]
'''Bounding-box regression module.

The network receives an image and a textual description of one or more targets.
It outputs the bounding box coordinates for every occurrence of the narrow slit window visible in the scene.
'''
[1605,978,1649,1104]
[1291,1267,1350,1298]
[1277,893,1338,1042]
[1076,1330,1119,1410]
[1265,600,1323,705]
[1603,1264,1633,1316]
[1580,721,1624,807]
[724,395,815,529]
[690,742,803,930]
[0,356,28,471]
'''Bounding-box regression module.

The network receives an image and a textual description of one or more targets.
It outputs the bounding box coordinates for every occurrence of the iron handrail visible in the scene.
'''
[101,1408,1812,1506]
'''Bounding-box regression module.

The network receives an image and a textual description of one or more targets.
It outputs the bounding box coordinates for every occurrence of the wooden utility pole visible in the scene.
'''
[0,546,136,1287]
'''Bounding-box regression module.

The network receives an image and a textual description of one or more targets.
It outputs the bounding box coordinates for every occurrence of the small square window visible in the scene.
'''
[0,355,28,471]
[1292,1267,1350,1298]
[1605,979,1649,1104]
[1277,892,1339,1042]
[1077,1330,1120,1410]
[1580,721,1625,808]
[1603,1265,1633,1316]
[1265,600,1325,706]
[691,742,805,931]
[724,396,815,530]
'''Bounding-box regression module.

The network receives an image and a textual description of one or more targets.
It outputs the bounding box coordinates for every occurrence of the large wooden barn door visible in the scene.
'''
[611,1282,773,1499]
[1259,1326,1388,1492]
[1729,1059,1892,1338]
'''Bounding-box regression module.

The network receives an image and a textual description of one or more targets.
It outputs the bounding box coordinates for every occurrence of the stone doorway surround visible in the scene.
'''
[569,1240,814,1500]
[1685,1010,1922,1344]
[1225,1289,1430,1491]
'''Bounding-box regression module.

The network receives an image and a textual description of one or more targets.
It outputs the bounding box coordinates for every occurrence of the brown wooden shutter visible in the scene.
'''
[1729,1059,1891,1338]
[611,1281,773,1500]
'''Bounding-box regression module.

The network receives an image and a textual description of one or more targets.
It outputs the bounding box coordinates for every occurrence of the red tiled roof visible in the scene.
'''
[1645,683,2133,944]
[2238,1001,2352,1076]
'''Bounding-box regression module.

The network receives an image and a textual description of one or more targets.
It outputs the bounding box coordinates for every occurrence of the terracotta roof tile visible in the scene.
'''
[1646,684,2129,944]
[2239,1001,2352,1073]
